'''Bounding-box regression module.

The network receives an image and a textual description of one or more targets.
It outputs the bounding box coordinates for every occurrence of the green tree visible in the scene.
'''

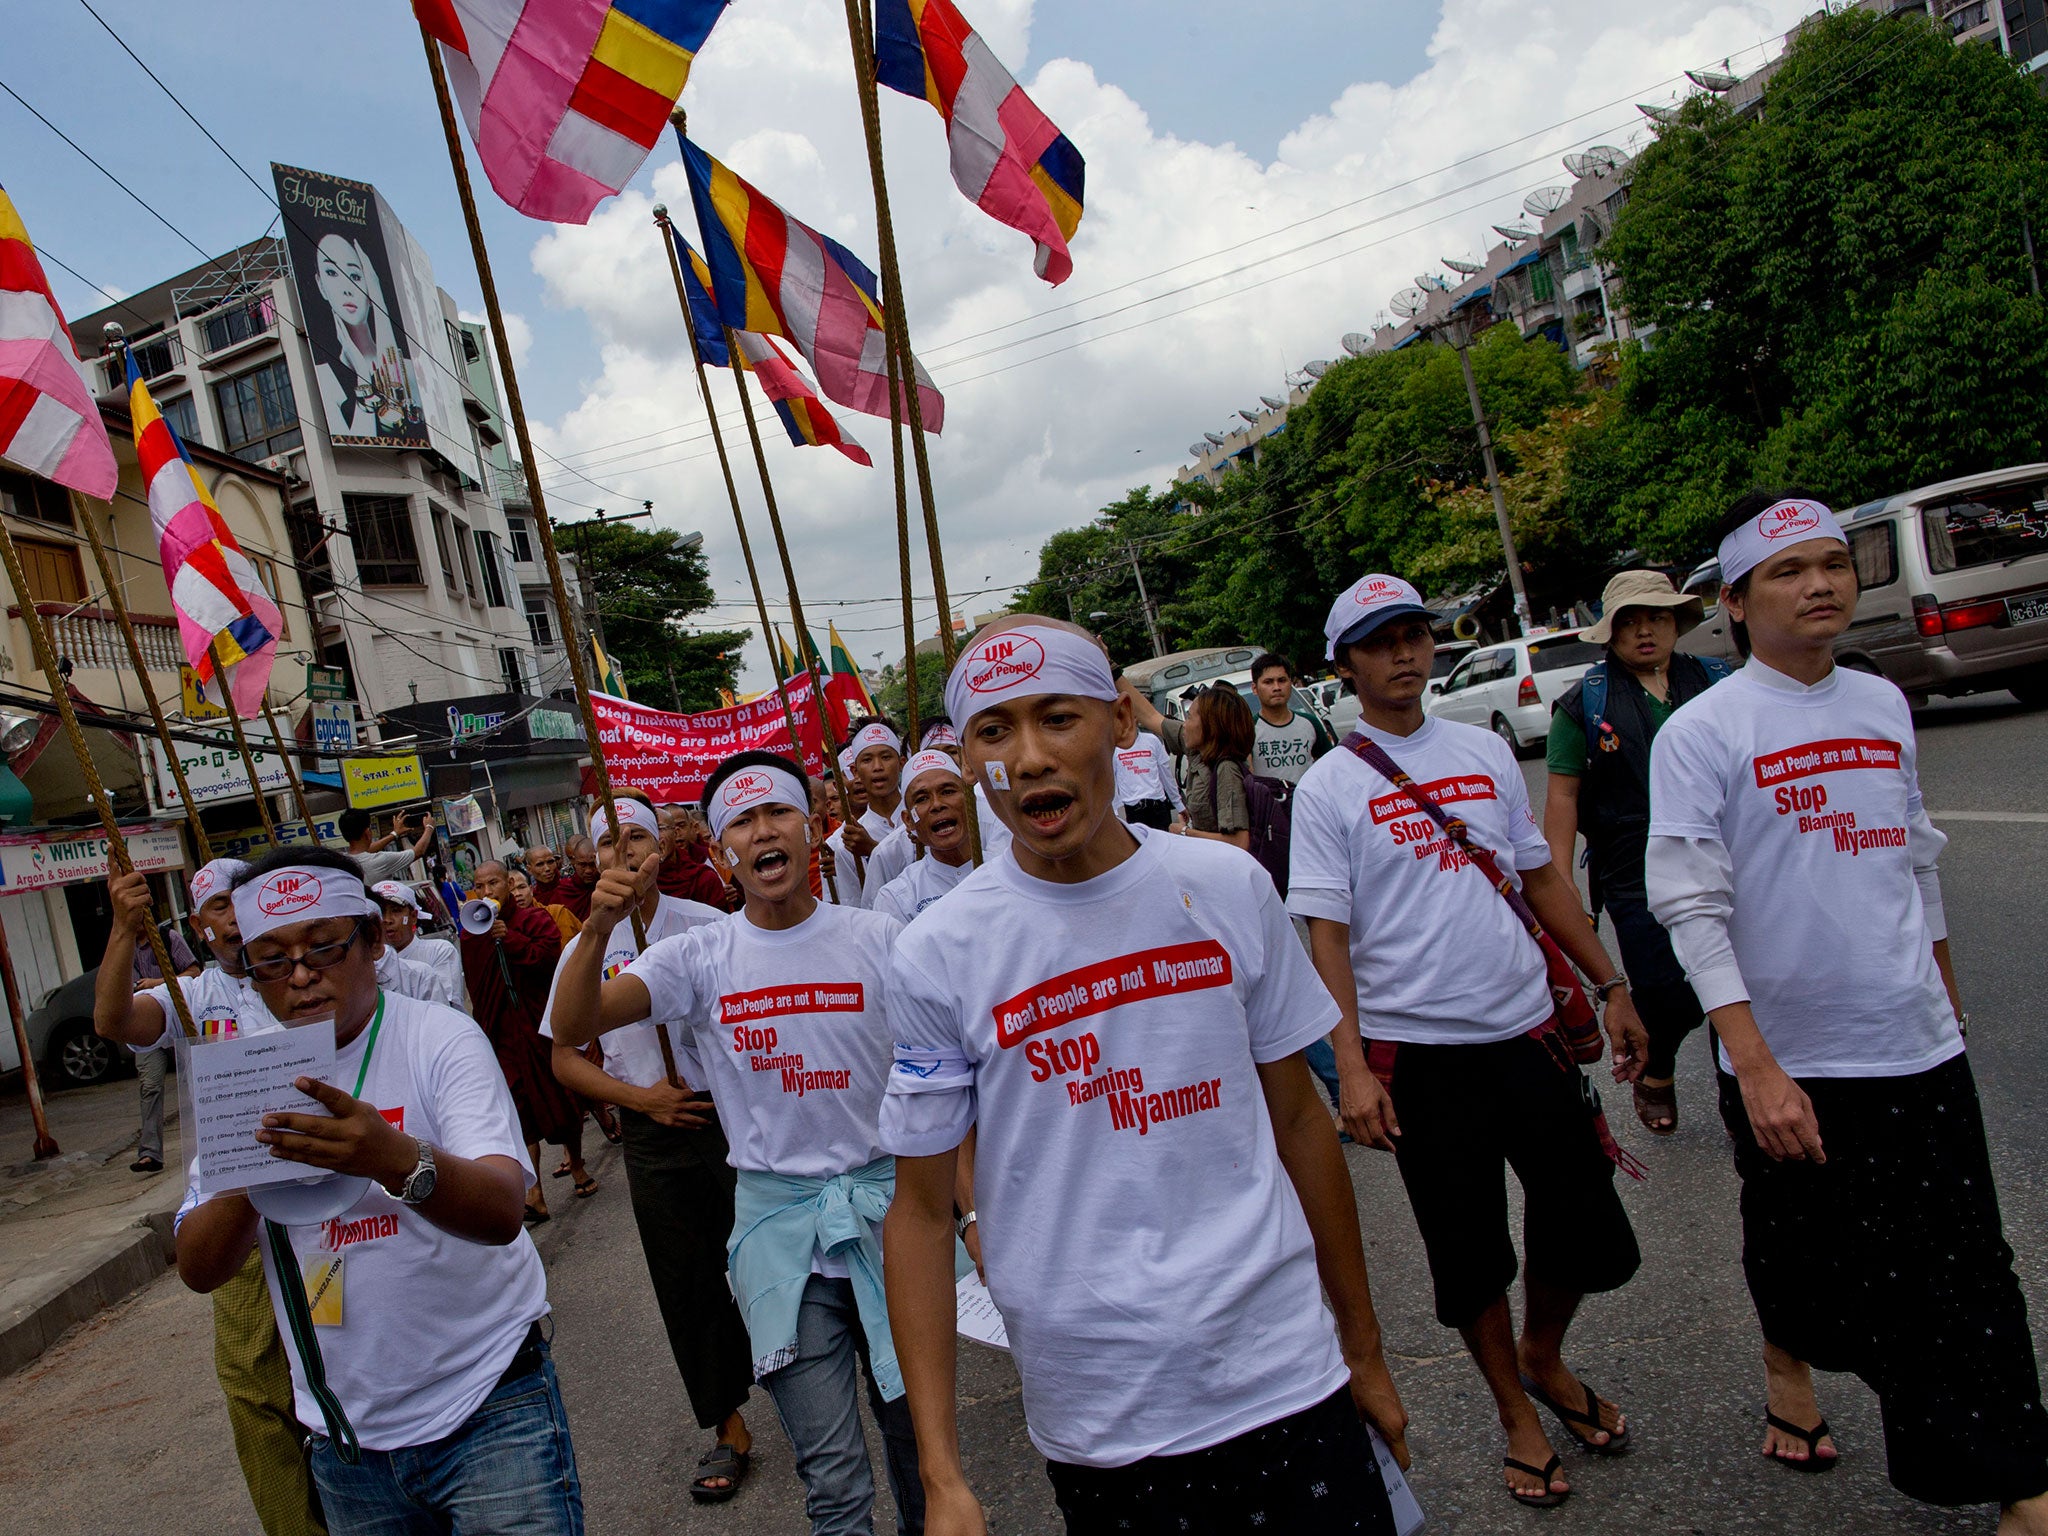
[568,521,747,711]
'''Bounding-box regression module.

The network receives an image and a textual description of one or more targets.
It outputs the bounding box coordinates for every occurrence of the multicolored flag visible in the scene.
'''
[672,230,731,368]
[593,635,628,699]
[828,622,877,714]
[731,331,872,467]
[0,185,116,499]
[874,0,1084,284]
[772,625,802,682]
[678,131,946,432]
[128,355,281,716]
[415,0,732,223]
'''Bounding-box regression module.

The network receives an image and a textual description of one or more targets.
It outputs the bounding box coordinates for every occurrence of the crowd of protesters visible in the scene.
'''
[91,490,2048,1536]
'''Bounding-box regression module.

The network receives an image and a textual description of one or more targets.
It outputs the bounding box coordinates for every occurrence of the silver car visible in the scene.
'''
[1425,631,1603,754]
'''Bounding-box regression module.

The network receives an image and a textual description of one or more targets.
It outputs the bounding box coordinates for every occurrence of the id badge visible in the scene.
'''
[302,1248,344,1327]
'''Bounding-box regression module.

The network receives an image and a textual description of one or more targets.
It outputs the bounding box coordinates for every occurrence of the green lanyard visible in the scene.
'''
[348,993,386,1100]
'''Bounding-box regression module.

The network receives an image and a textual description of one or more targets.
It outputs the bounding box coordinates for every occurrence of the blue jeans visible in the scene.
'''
[308,1335,582,1536]
[1304,1036,1343,1109]
[763,1275,923,1536]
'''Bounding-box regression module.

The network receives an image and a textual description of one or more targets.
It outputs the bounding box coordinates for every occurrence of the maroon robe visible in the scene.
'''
[531,875,591,921]
[461,905,580,1145]
[657,840,729,909]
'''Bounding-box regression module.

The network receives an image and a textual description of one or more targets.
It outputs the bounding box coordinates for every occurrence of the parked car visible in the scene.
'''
[25,966,118,1088]
[1424,631,1603,754]
[1676,464,2048,706]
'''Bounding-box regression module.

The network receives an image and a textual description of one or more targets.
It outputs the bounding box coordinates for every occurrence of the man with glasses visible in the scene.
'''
[175,848,584,1536]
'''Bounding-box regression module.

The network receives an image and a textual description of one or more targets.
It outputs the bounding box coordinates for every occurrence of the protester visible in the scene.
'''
[541,792,758,1504]
[1250,652,1334,783]
[511,867,583,945]
[559,836,599,920]
[838,717,907,884]
[1288,573,1648,1509]
[860,718,957,905]
[526,845,578,911]
[367,888,462,1008]
[94,859,325,1536]
[881,617,1407,1535]
[656,803,734,908]
[824,745,869,897]
[1546,570,1732,1134]
[1648,492,2048,1521]
[126,905,201,1174]
[461,861,591,1216]
[1110,707,1182,831]
[341,808,436,884]
[554,751,923,1536]
[872,752,973,924]
[171,848,581,1535]
[1149,684,1255,849]
[371,881,466,1008]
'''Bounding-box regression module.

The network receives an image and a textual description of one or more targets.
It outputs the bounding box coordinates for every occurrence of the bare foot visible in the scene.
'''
[2000,1491,2048,1535]
[1516,1345,1627,1449]
[1762,1343,1837,1466]
[1503,1413,1569,1501]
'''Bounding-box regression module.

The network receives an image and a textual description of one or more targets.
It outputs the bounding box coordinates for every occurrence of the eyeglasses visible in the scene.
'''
[242,922,370,983]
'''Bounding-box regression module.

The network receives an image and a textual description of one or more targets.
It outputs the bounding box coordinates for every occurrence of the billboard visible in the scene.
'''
[271,163,479,483]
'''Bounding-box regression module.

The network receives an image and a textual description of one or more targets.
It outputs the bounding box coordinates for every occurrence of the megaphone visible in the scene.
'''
[460,896,500,935]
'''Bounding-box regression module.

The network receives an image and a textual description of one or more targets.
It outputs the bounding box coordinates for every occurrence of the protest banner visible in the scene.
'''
[589,676,827,804]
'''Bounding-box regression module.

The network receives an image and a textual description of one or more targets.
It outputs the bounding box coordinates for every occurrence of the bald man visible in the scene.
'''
[559,837,598,921]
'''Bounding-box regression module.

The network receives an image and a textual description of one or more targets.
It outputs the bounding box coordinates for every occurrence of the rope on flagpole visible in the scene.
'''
[653,197,847,905]
[419,26,680,1087]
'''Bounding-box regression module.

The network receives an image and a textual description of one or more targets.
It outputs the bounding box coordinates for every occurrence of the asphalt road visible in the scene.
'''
[3,691,2042,1535]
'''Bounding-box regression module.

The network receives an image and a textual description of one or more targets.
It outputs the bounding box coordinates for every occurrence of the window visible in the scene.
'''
[286,500,332,595]
[343,493,422,586]
[1849,522,1898,589]
[524,590,556,648]
[499,647,525,694]
[0,468,74,528]
[1441,653,1485,693]
[475,530,508,607]
[1528,636,1603,674]
[507,516,534,565]
[200,293,276,353]
[251,555,290,637]
[1530,260,1556,305]
[453,519,478,601]
[158,393,201,445]
[430,505,457,592]
[211,358,302,463]
[1921,482,2048,573]
[15,537,85,604]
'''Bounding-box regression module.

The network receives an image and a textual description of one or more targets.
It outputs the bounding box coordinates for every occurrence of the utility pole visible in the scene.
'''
[1125,543,1165,658]
[1440,311,1532,634]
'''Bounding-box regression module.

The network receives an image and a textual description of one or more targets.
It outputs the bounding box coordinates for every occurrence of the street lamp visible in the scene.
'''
[1434,306,1532,634]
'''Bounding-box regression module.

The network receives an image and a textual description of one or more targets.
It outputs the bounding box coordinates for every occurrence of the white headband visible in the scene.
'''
[1718,498,1847,587]
[920,721,959,750]
[591,797,660,845]
[945,625,1118,728]
[707,763,810,839]
[837,744,859,774]
[848,723,902,761]
[190,857,248,909]
[371,880,421,913]
[231,865,381,944]
[899,749,963,799]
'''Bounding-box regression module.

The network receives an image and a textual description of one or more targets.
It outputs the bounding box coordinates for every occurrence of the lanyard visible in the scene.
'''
[348,993,386,1100]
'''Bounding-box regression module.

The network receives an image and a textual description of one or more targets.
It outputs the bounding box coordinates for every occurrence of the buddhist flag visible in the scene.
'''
[416,0,732,223]
[874,0,1084,284]
[129,356,281,715]
[731,331,871,467]
[671,228,731,368]
[678,130,946,432]
[0,185,116,499]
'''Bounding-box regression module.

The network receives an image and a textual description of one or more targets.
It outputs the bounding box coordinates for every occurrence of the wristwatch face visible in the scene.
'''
[403,1164,437,1205]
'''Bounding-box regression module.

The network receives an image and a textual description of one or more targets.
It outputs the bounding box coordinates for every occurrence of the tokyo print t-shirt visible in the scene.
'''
[1649,664,1960,1078]
[1286,715,1554,1044]
[880,829,1347,1468]
[1253,711,1322,784]
[630,901,905,1179]
[538,894,728,1091]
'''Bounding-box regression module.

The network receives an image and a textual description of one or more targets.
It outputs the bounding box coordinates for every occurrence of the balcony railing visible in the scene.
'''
[11,605,185,673]
[199,293,278,355]
[99,333,185,394]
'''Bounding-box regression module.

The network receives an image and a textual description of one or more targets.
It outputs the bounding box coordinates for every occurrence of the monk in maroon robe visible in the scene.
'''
[656,805,731,910]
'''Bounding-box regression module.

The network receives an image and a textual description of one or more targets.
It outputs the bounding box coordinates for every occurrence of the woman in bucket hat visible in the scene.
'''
[1544,570,1732,1135]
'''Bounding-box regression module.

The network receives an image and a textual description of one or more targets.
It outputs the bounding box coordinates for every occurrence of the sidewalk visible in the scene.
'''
[0,1069,182,1378]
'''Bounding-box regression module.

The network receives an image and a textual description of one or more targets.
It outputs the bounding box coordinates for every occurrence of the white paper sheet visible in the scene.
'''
[954,1272,1009,1350]
[186,1019,336,1194]
[1371,1426,1426,1534]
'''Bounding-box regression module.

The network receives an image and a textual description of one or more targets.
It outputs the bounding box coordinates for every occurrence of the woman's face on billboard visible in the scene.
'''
[316,235,369,328]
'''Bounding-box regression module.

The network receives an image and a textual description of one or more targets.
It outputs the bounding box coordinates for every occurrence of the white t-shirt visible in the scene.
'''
[374,945,460,1010]
[355,849,420,885]
[538,894,727,1091]
[860,825,915,908]
[880,829,1347,1468]
[1112,732,1184,812]
[872,854,971,926]
[182,991,547,1451]
[400,935,467,1007]
[974,783,1014,860]
[629,901,904,1180]
[1286,716,1553,1044]
[140,965,276,1054]
[1253,711,1322,784]
[1648,664,1960,1078]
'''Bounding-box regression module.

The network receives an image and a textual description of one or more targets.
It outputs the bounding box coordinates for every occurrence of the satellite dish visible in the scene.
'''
[1523,185,1571,217]
[1587,145,1630,174]
[1686,67,1739,92]
[1238,409,1260,424]
[1638,102,1680,125]
[1340,333,1369,356]
[1188,443,1210,458]
[1562,151,1598,178]
[1421,273,1453,293]
[1260,393,1288,408]
[1389,287,1426,318]
[1492,223,1535,243]
[1442,257,1484,276]
[1303,359,1330,378]
[1204,432,1227,446]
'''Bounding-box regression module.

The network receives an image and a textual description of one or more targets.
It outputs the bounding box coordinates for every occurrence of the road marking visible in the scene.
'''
[1930,811,2048,824]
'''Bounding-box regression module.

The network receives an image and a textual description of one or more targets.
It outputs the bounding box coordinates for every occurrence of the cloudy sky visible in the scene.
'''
[8,0,1808,688]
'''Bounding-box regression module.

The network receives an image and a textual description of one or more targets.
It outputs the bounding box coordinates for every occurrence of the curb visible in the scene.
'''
[0,1209,175,1380]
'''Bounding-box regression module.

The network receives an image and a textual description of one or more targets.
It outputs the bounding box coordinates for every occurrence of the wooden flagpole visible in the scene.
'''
[421,27,679,1085]
[208,640,277,842]
[651,199,848,903]
[258,692,319,843]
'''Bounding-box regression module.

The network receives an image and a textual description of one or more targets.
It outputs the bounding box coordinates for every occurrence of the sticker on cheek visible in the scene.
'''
[984,761,1010,791]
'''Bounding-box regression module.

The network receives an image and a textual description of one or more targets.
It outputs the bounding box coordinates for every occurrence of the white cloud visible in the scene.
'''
[524,0,1809,688]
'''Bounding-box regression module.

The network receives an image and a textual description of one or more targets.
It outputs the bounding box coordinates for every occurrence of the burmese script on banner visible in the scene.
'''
[590,677,827,804]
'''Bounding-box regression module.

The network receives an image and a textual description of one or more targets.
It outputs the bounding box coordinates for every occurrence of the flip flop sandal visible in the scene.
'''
[1633,1078,1678,1135]
[1764,1409,1839,1474]
[523,1206,551,1226]
[1520,1375,1632,1456]
[594,1106,623,1145]
[550,1165,573,1178]
[574,1178,599,1199]
[1504,1454,1569,1508]
[691,1442,750,1503]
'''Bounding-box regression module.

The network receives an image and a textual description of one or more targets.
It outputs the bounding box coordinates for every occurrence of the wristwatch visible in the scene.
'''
[955,1209,977,1240]
[1592,974,1629,1003]
[393,1139,438,1206]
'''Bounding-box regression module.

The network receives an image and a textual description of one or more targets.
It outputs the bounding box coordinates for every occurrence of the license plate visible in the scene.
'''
[2005,591,2048,626]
